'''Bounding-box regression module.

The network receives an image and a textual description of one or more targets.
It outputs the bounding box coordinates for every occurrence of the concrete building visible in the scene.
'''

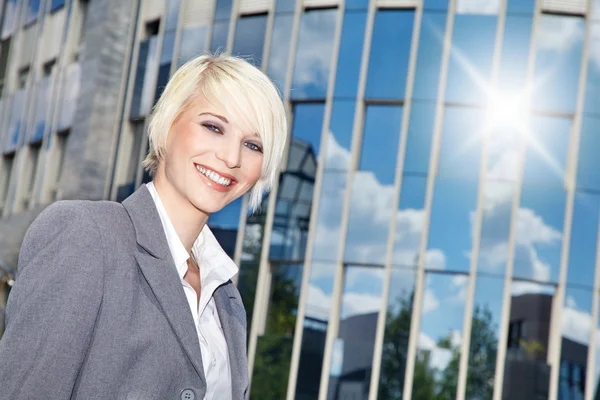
[2,0,600,399]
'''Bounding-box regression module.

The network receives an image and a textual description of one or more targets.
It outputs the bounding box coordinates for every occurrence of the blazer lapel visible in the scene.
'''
[214,282,249,399]
[122,185,206,385]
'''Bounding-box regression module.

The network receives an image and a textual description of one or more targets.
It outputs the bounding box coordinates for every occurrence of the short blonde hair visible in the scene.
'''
[142,53,288,212]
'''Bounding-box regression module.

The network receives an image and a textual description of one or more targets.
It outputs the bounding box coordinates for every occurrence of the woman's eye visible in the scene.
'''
[203,123,222,134]
[245,142,263,153]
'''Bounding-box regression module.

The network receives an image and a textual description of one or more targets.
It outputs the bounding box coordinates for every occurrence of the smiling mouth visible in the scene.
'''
[195,164,236,187]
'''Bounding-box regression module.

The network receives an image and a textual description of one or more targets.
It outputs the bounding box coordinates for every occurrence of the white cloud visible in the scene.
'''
[342,292,382,319]
[305,284,333,321]
[515,208,562,246]
[510,281,554,297]
[418,333,454,372]
[425,249,446,271]
[423,289,440,314]
[536,14,585,53]
[456,0,500,14]
[567,296,577,309]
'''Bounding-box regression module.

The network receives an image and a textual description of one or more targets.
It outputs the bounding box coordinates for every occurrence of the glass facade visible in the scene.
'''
[4,0,600,399]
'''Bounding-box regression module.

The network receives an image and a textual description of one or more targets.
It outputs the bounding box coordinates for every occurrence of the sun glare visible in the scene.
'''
[485,90,530,131]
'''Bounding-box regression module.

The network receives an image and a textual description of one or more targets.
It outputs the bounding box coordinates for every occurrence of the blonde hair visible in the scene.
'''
[142,53,288,212]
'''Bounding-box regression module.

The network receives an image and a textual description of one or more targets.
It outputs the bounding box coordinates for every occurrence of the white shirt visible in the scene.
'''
[146,182,238,400]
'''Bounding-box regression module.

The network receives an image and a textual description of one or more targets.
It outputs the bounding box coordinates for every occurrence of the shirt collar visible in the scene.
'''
[145,182,239,284]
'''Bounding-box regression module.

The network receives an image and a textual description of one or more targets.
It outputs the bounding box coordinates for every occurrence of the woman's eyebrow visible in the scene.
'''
[199,112,229,123]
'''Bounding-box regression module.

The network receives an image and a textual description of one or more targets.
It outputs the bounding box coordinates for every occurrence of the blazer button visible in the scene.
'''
[180,388,196,400]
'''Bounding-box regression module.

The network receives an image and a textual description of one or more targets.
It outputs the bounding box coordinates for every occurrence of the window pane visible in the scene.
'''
[532,15,584,115]
[232,14,268,68]
[327,265,384,400]
[486,125,522,182]
[214,0,233,20]
[478,181,514,277]
[154,31,175,104]
[522,116,570,188]
[365,9,415,100]
[295,262,337,399]
[498,14,533,92]
[412,11,447,101]
[377,267,416,398]
[465,275,504,399]
[513,185,565,283]
[334,11,367,99]
[165,0,181,31]
[267,13,295,94]
[423,0,449,11]
[414,272,467,399]
[275,0,295,13]
[51,0,66,12]
[584,22,600,116]
[178,27,208,66]
[5,90,26,153]
[270,103,325,261]
[30,76,51,144]
[560,287,592,400]
[445,15,497,105]
[325,100,355,170]
[438,106,484,180]
[2,0,18,39]
[403,102,435,175]
[506,0,535,14]
[209,20,229,53]
[577,116,600,191]
[252,262,303,400]
[291,9,337,100]
[502,282,555,399]
[345,105,403,265]
[312,171,347,262]
[392,175,427,268]
[208,197,242,258]
[457,0,499,14]
[428,178,478,272]
[26,0,41,25]
[58,62,81,132]
[566,192,600,287]
[130,37,158,119]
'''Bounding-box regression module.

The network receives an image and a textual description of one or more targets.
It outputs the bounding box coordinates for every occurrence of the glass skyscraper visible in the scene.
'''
[1,0,600,399]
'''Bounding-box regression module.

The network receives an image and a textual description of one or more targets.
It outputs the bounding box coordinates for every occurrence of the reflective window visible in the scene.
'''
[295,262,337,398]
[457,0,499,14]
[392,175,427,268]
[130,37,158,119]
[209,20,229,53]
[1,154,14,208]
[414,272,467,399]
[312,171,347,262]
[478,181,514,277]
[428,178,478,272]
[232,14,268,68]
[266,13,294,93]
[25,0,41,25]
[214,0,233,20]
[566,192,600,287]
[178,27,208,66]
[154,31,175,104]
[533,15,584,114]
[514,186,565,283]
[486,126,522,182]
[333,11,367,99]
[365,9,415,100]
[275,0,295,13]
[377,267,416,398]
[325,100,355,171]
[208,197,242,258]
[51,0,66,12]
[423,0,449,11]
[559,287,592,400]
[584,23,600,116]
[445,15,497,105]
[506,0,535,15]
[5,90,26,153]
[577,116,600,191]
[498,14,533,92]
[1,0,18,39]
[30,77,52,144]
[291,9,337,100]
[270,103,325,261]
[345,0,367,11]
[327,265,384,400]
[522,116,570,187]
[465,275,504,398]
[412,11,447,101]
[438,107,484,180]
[403,102,435,175]
[58,62,81,132]
[164,0,181,31]
[345,105,403,265]
[503,282,556,399]
[252,261,303,399]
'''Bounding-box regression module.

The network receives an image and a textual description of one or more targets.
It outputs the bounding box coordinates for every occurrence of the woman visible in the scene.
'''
[0,53,287,400]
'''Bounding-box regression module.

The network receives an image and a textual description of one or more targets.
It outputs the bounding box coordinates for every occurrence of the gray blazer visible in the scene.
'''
[0,186,249,400]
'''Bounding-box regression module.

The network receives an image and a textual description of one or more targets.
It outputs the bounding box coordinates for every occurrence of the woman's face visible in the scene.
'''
[157,95,264,216]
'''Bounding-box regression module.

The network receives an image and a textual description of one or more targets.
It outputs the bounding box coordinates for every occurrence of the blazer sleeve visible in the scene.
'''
[0,201,105,399]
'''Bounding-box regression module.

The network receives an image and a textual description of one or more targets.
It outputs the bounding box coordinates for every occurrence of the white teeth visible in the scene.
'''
[196,165,231,186]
